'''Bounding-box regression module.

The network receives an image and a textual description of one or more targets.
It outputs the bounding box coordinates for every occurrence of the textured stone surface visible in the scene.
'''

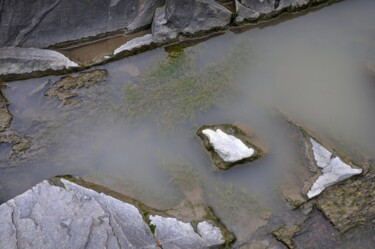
[114,34,154,55]
[307,139,362,198]
[202,128,255,163]
[0,90,12,132]
[197,124,263,170]
[235,0,312,22]
[0,47,78,78]
[152,0,232,41]
[44,69,107,105]
[0,0,164,48]
[0,179,226,249]
[150,215,225,249]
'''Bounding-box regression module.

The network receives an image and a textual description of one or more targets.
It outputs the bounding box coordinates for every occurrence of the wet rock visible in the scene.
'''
[114,34,155,55]
[150,215,225,248]
[0,178,228,249]
[197,124,263,170]
[307,138,362,198]
[44,69,107,105]
[272,224,301,249]
[0,131,32,163]
[316,174,375,232]
[0,0,164,48]
[0,47,78,80]
[152,0,232,42]
[0,89,12,132]
[235,0,317,23]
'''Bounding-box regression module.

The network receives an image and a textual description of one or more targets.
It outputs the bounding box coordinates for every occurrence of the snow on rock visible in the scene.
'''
[202,128,255,163]
[307,139,362,199]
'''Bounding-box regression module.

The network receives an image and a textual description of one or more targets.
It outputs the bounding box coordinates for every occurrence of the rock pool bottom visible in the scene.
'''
[0,177,226,249]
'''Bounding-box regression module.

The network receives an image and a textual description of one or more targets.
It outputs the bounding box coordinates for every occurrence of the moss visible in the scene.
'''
[123,40,252,130]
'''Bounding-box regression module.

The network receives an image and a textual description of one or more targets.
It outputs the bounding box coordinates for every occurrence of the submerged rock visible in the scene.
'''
[307,138,362,198]
[44,69,107,105]
[316,174,375,232]
[197,124,263,170]
[0,131,32,162]
[0,47,78,80]
[0,177,227,249]
[152,0,232,42]
[0,89,12,132]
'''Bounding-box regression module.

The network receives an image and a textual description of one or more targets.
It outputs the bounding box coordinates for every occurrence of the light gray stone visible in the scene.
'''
[150,215,224,249]
[307,139,362,198]
[0,0,165,48]
[0,179,226,249]
[152,0,232,41]
[202,128,255,163]
[0,47,78,77]
[114,34,155,55]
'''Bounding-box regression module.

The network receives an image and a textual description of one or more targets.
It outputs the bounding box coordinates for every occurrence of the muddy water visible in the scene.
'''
[1,0,375,246]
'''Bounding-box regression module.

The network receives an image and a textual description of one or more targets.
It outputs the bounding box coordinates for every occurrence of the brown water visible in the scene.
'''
[1,0,375,247]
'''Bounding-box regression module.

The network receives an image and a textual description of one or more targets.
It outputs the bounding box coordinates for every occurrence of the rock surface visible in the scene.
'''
[202,128,255,162]
[307,138,362,198]
[0,90,12,132]
[197,124,263,170]
[152,0,232,41]
[0,178,226,249]
[0,47,78,80]
[44,69,107,105]
[114,34,155,55]
[0,0,164,48]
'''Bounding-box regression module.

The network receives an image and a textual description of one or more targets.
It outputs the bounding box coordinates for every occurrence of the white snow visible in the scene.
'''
[307,139,362,199]
[202,128,254,163]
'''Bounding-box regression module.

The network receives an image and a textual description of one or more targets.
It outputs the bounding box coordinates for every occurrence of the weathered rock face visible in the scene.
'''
[0,178,227,249]
[152,0,232,41]
[235,0,315,23]
[0,47,78,80]
[0,90,12,132]
[0,0,165,48]
[197,124,264,170]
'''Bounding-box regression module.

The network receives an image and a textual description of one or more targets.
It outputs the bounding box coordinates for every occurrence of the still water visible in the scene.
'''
[1,0,375,246]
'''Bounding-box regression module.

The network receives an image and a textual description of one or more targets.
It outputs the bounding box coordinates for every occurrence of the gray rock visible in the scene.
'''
[0,47,78,78]
[0,0,165,48]
[235,0,312,23]
[152,0,232,41]
[150,215,225,249]
[114,34,155,55]
[0,179,226,249]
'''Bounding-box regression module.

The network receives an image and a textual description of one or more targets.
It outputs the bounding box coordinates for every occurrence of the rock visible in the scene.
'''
[0,131,32,163]
[316,174,375,232]
[197,124,263,170]
[0,47,78,80]
[0,0,164,48]
[202,129,255,162]
[0,90,12,132]
[235,0,313,23]
[272,224,301,249]
[150,215,225,248]
[114,34,155,55]
[152,0,232,42]
[0,177,227,249]
[44,69,107,105]
[307,138,362,199]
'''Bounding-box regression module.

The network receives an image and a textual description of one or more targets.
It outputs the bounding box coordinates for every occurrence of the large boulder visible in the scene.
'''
[0,0,164,48]
[0,178,227,249]
[0,47,78,80]
[152,0,232,41]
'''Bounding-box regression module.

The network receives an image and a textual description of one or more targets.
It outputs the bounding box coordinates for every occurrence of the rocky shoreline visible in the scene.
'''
[0,0,341,81]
